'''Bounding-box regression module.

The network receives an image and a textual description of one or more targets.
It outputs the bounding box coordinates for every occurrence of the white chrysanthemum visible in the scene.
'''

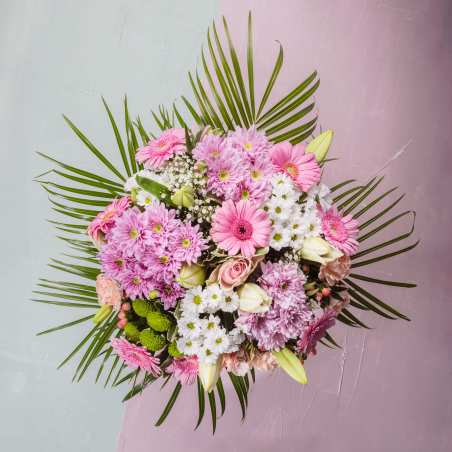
[218,291,240,312]
[269,227,291,250]
[307,183,319,199]
[304,213,322,239]
[303,197,317,214]
[229,326,248,345]
[204,327,231,354]
[136,190,156,208]
[200,314,222,334]
[318,184,333,210]
[266,196,293,223]
[181,286,207,314]
[176,336,201,355]
[197,344,219,365]
[177,312,202,339]
[272,182,299,203]
[287,216,307,249]
[202,284,224,311]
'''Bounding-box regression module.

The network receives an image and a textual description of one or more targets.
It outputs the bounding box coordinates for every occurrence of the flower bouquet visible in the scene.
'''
[34,13,417,432]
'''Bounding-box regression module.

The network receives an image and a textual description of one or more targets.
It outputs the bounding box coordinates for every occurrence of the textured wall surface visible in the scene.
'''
[117,1,452,451]
[0,1,221,451]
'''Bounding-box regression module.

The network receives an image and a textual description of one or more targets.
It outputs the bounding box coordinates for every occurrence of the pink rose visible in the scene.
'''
[222,349,252,376]
[251,351,279,372]
[318,255,351,286]
[95,274,123,310]
[207,254,265,292]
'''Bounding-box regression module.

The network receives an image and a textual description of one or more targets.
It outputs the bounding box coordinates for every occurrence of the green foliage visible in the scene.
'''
[168,342,184,358]
[132,299,151,317]
[139,329,167,352]
[147,311,172,332]
[124,323,140,342]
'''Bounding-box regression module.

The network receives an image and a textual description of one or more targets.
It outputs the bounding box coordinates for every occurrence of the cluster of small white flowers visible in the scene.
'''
[161,154,206,194]
[176,284,247,365]
[264,175,333,255]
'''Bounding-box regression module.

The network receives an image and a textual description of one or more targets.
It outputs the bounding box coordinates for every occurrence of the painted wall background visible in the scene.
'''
[117,1,452,451]
[0,1,221,451]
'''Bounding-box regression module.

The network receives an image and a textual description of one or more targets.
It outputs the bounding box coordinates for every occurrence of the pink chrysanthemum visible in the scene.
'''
[168,222,209,264]
[110,207,152,257]
[211,199,273,258]
[166,355,199,386]
[136,128,186,169]
[247,153,274,182]
[228,125,273,162]
[88,196,131,240]
[143,202,180,247]
[143,245,182,284]
[156,279,185,310]
[227,177,272,206]
[296,309,336,355]
[193,133,233,162]
[258,261,307,309]
[317,204,360,256]
[206,151,248,199]
[110,337,161,376]
[99,243,131,279]
[269,141,321,192]
[118,264,156,300]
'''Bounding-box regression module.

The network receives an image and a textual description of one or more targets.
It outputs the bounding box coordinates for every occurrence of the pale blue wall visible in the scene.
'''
[0,1,221,451]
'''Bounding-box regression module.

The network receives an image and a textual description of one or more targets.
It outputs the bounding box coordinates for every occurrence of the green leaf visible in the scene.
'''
[265,103,315,136]
[136,175,176,206]
[359,195,406,230]
[32,291,98,304]
[271,117,317,143]
[348,290,397,319]
[207,29,241,127]
[257,43,283,119]
[290,124,318,146]
[359,210,411,242]
[212,20,249,128]
[184,125,194,153]
[181,96,204,130]
[353,187,398,219]
[257,70,318,124]
[188,72,214,127]
[57,323,101,369]
[37,153,123,188]
[324,331,341,348]
[352,212,416,260]
[196,70,223,129]
[330,179,357,193]
[36,314,95,335]
[42,185,111,207]
[102,96,131,177]
[344,176,385,216]
[340,309,371,329]
[247,12,255,121]
[350,240,419,268]
[104,355,120,388]
[124,95,139,174]
[38,279,96,292]
[236,375,248,407]
[208,390,217,434]
[151,110,165,131]
[349,273,416,288]
[31,299,99,309]
[39,181,117,199]
[338,178,375,211]
[345,279,409,321]
[62,115,126,182]
[173,102,186,128]
[96,330,122,383]
[333,185,363,203]
[250,368,255,384]
[195,376,206,430]
[216,377,226,417]
[122,372,158,402]
[155,382,183,426]
[228,372,246,421]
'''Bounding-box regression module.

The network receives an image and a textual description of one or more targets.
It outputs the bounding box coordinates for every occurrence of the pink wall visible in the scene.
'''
[117,1,452,450]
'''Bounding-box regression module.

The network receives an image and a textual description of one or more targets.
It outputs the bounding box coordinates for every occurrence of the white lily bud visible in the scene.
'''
[237,283,272,313]
[198,353,223,392]
[273,348,308,385]
[305,130,333,162]
[300,237,342,265]
[175,262,206,288]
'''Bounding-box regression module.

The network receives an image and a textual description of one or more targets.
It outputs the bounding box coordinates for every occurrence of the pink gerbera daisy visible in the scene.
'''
[88,196,131,240]
[296,309,336,355]
[136,128,186,169]
[166,355,199,386]
[269,141,321,192]
[211,199,273,258]
[317,204,360,256]
[110,337,161,377]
